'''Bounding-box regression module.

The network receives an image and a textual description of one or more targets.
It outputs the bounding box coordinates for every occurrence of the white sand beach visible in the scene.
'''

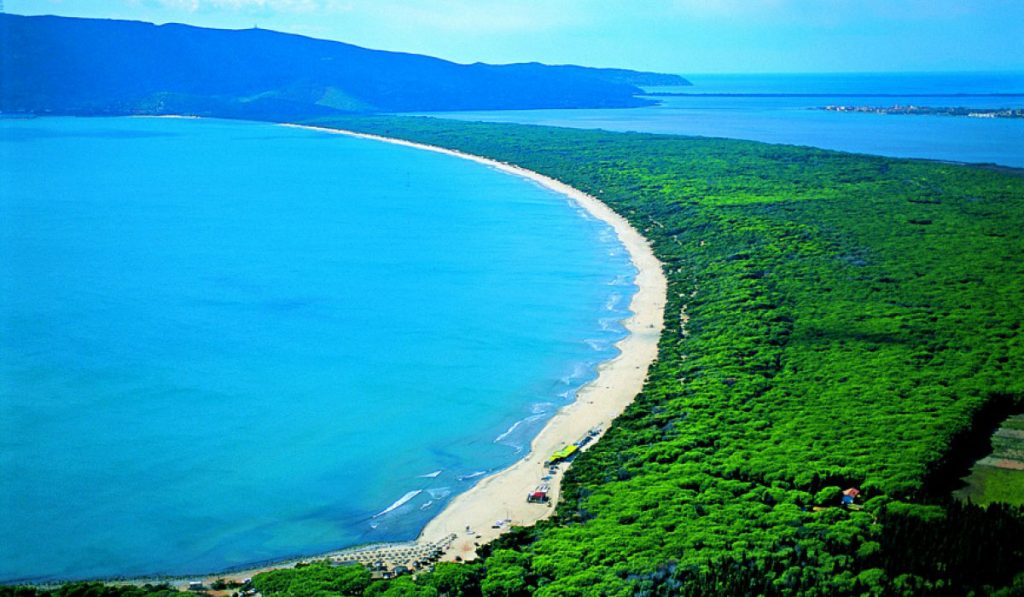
[280,123,668,562]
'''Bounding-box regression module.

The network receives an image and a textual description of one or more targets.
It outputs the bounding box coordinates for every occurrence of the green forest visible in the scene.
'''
[6,116,1023,596]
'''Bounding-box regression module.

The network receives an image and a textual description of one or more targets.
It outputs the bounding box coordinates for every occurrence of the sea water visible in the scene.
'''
[424,71,1024,167]
[0,117,636,582]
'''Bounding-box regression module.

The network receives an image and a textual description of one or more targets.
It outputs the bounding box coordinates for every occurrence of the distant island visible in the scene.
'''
[818,104,1024,118]
[0,14,689,119]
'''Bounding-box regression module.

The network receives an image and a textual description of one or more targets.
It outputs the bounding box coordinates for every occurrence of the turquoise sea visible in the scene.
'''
[424,72,1024,167]
[0,117,635,582]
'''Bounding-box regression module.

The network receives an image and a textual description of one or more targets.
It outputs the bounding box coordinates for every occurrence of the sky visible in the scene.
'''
[5,0,1024,74]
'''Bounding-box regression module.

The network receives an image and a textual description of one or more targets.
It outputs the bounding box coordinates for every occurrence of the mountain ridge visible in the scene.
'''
[0,13,690,118]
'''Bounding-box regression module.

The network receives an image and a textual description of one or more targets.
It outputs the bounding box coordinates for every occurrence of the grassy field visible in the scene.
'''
[955,414,1024,506]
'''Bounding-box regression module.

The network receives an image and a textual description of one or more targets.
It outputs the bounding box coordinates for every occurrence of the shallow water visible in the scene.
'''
[0,117,635,581]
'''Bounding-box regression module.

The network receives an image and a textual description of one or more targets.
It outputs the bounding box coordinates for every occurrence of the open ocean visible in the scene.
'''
[424,71,1024,167]
[0,117,635,582]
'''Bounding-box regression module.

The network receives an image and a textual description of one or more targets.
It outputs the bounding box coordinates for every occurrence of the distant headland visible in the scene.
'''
[817,104,1024,118]
[0,13,690,119]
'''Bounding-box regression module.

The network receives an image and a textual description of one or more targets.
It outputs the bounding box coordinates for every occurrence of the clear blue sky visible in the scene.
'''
[6,0,1023,74]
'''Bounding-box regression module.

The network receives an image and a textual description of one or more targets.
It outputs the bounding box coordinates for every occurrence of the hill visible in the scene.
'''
[0,13,689,118]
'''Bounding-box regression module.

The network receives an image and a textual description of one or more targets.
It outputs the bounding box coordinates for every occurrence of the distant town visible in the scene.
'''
[818,105,1024,118]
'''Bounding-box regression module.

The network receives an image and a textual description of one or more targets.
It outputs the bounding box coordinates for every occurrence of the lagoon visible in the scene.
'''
[0,117,635,582]
[424,72,1024,168]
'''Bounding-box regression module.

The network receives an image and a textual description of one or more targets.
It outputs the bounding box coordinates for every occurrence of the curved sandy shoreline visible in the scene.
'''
[92,121,666,588]
[280,123,668,562]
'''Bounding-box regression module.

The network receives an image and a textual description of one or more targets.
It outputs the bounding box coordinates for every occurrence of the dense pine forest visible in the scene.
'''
[5,116,1023,596]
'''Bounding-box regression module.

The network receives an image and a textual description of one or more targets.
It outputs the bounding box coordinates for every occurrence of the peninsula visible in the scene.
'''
[242,115,1024,596]
[14,115,1020,596]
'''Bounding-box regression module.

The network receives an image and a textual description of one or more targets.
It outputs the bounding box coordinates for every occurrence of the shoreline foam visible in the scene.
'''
[279,123,668,563]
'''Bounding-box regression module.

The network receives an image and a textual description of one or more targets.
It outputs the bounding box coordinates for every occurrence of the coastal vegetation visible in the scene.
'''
[263,116,1023,595]
[4,116,1023,595]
